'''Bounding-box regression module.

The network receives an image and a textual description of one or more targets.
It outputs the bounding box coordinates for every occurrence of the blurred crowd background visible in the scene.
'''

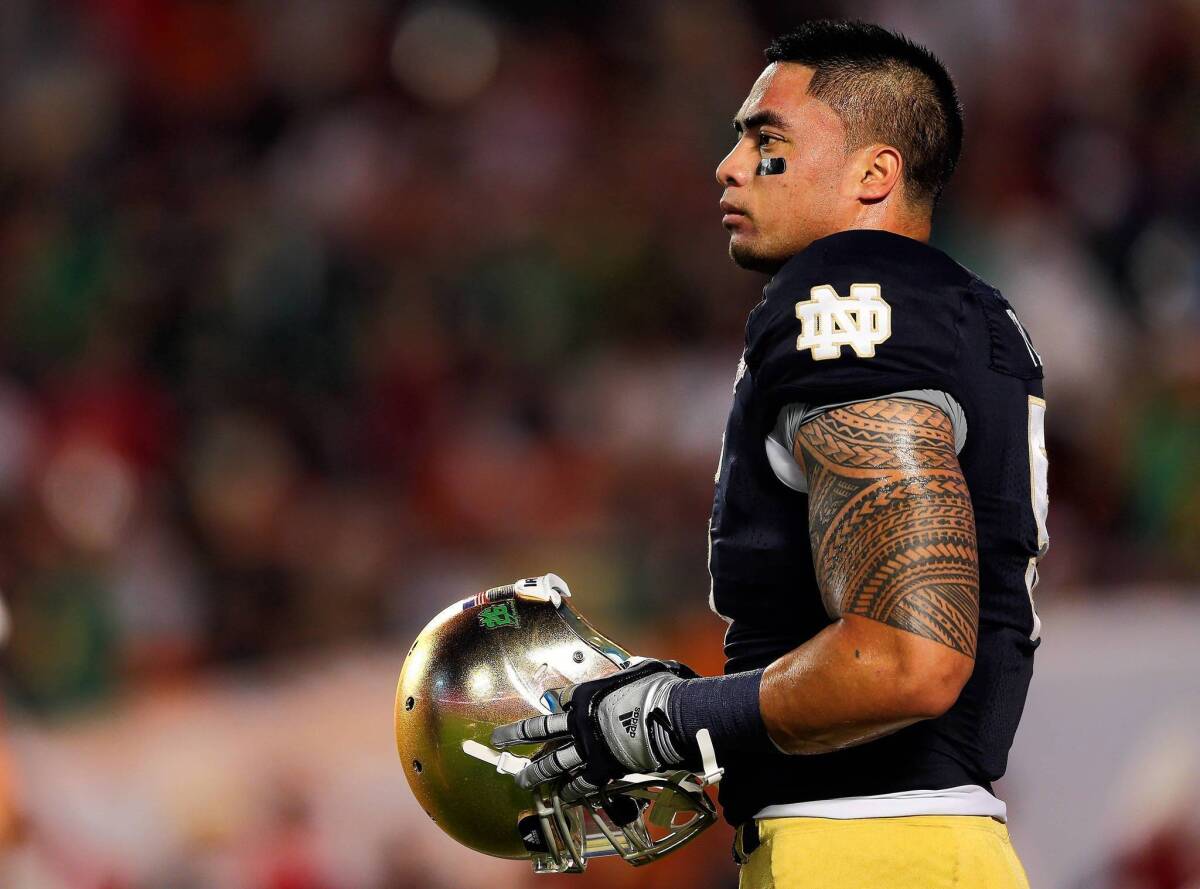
[0,0,1198,887]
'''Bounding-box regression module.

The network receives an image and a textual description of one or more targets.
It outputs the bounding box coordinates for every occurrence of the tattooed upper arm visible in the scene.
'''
[794,398,979,658]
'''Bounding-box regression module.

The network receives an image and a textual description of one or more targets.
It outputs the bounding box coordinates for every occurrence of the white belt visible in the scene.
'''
[754,784,1007,822]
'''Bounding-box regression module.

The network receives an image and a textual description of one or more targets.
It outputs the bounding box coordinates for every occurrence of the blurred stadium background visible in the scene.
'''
[0,0,1198,887]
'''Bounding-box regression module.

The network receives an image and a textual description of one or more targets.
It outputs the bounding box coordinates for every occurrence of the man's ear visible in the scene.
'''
[854,144,903,203]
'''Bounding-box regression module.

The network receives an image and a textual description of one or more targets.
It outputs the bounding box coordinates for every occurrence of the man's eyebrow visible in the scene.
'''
[733,109,791,134]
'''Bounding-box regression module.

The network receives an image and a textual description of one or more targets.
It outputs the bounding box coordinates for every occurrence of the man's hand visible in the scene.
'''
[491,659,696,802]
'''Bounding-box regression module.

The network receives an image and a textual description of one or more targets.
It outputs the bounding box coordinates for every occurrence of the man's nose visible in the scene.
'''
[716,143,753,187]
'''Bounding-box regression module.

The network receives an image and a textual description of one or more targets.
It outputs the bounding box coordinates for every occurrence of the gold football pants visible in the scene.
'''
[736,815,1031,889]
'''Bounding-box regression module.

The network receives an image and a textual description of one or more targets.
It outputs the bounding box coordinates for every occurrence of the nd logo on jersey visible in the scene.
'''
[795,283,892,360]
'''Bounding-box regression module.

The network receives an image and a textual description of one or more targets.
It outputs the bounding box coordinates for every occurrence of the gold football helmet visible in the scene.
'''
[394,574,718,873]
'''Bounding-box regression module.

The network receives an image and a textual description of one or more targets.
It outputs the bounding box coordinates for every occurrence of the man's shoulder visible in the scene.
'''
[770,229,981,299]
[743,230,978,400]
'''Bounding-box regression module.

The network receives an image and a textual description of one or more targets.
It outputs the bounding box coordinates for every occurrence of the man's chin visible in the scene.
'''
[729,239,786,275]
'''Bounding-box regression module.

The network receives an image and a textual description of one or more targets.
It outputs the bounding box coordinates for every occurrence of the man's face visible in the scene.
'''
[717,63,852,273]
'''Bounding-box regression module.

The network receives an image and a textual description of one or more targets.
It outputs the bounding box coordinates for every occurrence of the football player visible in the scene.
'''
[495,20,1046,888]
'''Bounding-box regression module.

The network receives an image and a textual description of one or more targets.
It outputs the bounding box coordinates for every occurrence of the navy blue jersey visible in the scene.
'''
[708,229,1047,826]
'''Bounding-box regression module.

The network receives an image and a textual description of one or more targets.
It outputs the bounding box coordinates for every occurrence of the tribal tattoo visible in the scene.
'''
[795,398,980,657]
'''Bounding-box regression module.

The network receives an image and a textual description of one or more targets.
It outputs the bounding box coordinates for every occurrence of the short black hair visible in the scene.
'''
[765,20,963,208]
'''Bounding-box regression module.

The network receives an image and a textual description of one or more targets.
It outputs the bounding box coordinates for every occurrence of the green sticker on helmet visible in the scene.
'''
[479,601,520,629]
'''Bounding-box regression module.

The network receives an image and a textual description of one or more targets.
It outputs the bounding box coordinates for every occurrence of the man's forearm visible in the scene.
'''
[666,611,970,763]
[758,614,968,754]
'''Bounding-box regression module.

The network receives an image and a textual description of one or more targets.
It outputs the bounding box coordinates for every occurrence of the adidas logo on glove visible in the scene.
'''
[619,708,641,738]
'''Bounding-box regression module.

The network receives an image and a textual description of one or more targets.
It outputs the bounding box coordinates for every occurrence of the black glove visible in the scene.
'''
[491,659,698,802]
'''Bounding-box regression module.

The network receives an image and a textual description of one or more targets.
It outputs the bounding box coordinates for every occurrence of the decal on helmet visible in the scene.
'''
[479,601,520,629]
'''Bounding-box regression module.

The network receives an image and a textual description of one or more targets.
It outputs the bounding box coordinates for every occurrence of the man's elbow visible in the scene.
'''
[896,644,975,719]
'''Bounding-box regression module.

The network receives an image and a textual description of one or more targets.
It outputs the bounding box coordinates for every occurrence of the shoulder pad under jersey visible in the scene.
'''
[746,230,972,406]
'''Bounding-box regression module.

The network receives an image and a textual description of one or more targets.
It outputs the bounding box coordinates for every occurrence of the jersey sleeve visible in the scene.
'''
[782,390,967,455]
[765,390,967,494]
[744,234,966,410]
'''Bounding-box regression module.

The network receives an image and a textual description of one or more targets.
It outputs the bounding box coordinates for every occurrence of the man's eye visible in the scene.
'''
[757,133,776,149]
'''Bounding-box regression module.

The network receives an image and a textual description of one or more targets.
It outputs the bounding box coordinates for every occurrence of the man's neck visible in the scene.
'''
[843,200,932,243]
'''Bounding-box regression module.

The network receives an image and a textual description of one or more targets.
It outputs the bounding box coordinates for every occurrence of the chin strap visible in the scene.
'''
[466,732,722,790]
[463,739,532,776]
[695,729,724,786]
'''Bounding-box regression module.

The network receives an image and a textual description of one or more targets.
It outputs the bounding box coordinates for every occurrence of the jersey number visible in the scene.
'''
[1025,396,1049,641]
